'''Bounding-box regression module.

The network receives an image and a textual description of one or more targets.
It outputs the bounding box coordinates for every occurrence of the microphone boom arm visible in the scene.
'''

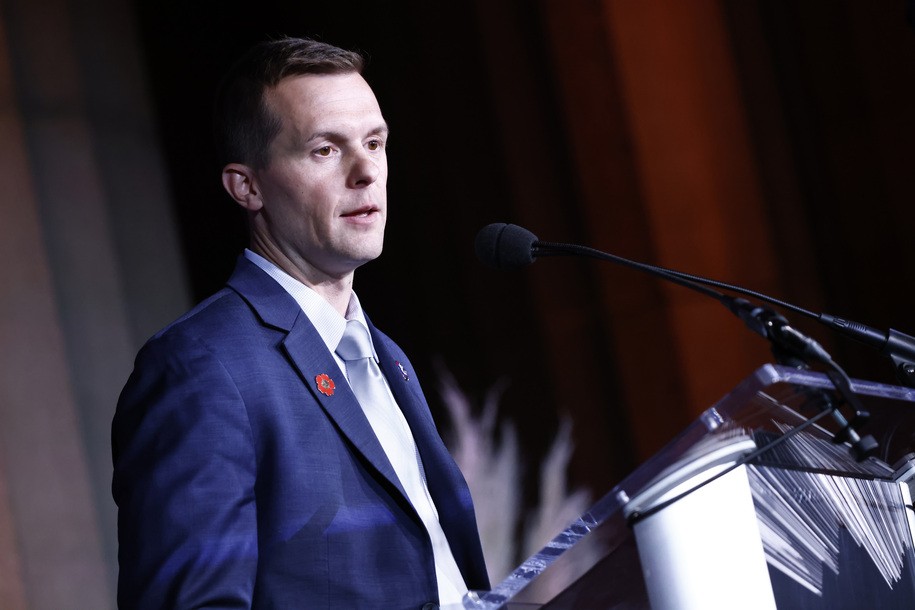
[535,240,915,389]
[533,238,879,460]
[476,224,882,460]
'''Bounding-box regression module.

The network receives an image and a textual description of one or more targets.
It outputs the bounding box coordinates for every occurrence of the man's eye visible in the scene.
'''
[315,146,333,157]
[367,139,383,151]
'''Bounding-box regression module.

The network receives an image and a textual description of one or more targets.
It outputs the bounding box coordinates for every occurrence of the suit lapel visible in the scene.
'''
[369,322,490,579]
[226,257,410,503]
[227,257,490,588]
[282,319,410,501]
[369,322,463,501]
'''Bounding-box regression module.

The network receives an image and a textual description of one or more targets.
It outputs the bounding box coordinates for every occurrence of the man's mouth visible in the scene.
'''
[341,205,379,219]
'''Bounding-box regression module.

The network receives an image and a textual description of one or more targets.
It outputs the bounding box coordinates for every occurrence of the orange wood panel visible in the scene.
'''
[540,0,693,460]
[601,0,778,415]
[471,0,638,486]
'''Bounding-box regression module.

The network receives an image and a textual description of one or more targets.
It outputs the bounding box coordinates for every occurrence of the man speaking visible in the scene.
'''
[112,37,489,609]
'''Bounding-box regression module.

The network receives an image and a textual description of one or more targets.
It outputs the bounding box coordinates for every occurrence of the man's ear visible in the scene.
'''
[222,163,263,211]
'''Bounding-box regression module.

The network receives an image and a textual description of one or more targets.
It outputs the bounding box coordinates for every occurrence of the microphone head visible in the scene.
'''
[474,223,538,270]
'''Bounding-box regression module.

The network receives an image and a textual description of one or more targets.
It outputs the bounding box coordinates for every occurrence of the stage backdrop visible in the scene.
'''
[2,0,914,607]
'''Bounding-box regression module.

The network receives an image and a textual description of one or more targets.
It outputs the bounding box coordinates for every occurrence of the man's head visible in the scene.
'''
[215,37,366,169]
[219,38,389,289]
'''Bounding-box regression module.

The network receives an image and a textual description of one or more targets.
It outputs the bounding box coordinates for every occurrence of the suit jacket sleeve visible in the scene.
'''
[112,327,258,609]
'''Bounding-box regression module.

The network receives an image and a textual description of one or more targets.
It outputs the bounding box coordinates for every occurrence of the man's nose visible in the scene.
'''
[347,150,381,188]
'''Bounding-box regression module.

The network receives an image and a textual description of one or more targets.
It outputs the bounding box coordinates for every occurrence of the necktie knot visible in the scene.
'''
[336,320,374,362]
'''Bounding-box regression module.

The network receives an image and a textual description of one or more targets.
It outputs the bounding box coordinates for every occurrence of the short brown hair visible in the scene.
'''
[214,37,365,168]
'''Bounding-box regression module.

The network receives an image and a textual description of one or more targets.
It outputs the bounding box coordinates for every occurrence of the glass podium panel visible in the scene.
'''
[463,364,915,609]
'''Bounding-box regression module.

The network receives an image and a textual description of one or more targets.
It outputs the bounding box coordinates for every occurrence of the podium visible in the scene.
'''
[463,365,915,609]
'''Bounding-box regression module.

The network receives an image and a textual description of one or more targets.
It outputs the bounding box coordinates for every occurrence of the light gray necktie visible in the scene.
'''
[335,319,468,604]
[335,319,425,487]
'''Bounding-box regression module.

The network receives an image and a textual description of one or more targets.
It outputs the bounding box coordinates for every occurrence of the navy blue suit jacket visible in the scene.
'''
[112,257,489,608]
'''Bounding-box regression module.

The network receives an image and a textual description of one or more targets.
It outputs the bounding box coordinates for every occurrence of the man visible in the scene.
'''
[112,37,489,609]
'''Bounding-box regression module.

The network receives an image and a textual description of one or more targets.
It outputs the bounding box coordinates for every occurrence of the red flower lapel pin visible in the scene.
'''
[315,373,336,397]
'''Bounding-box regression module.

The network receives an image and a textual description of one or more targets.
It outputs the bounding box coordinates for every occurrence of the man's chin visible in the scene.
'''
[344,244,384,270]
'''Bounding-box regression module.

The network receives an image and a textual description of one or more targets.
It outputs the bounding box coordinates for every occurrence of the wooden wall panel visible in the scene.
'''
[540,0,690,460]
[601,0,777,416]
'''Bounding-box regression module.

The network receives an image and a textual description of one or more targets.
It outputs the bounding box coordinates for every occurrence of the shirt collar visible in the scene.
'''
[243,249,376,359]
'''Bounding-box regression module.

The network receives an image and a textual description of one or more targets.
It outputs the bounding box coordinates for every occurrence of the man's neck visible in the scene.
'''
[248,243,354,317]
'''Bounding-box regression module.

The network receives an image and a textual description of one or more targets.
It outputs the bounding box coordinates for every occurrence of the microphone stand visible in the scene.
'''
[533,240,878,460]
[535,240,915,389]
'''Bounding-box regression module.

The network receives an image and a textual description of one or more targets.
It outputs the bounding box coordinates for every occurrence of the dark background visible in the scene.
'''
[6,1,915,605]
[134,0,915,500]
[135,0,613,499]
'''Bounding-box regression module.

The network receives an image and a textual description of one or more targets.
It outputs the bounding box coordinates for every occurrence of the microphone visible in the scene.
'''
[475,222,915,389]
[476,222,880,459]
[473,223,537,270]
[476,223,830,365]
